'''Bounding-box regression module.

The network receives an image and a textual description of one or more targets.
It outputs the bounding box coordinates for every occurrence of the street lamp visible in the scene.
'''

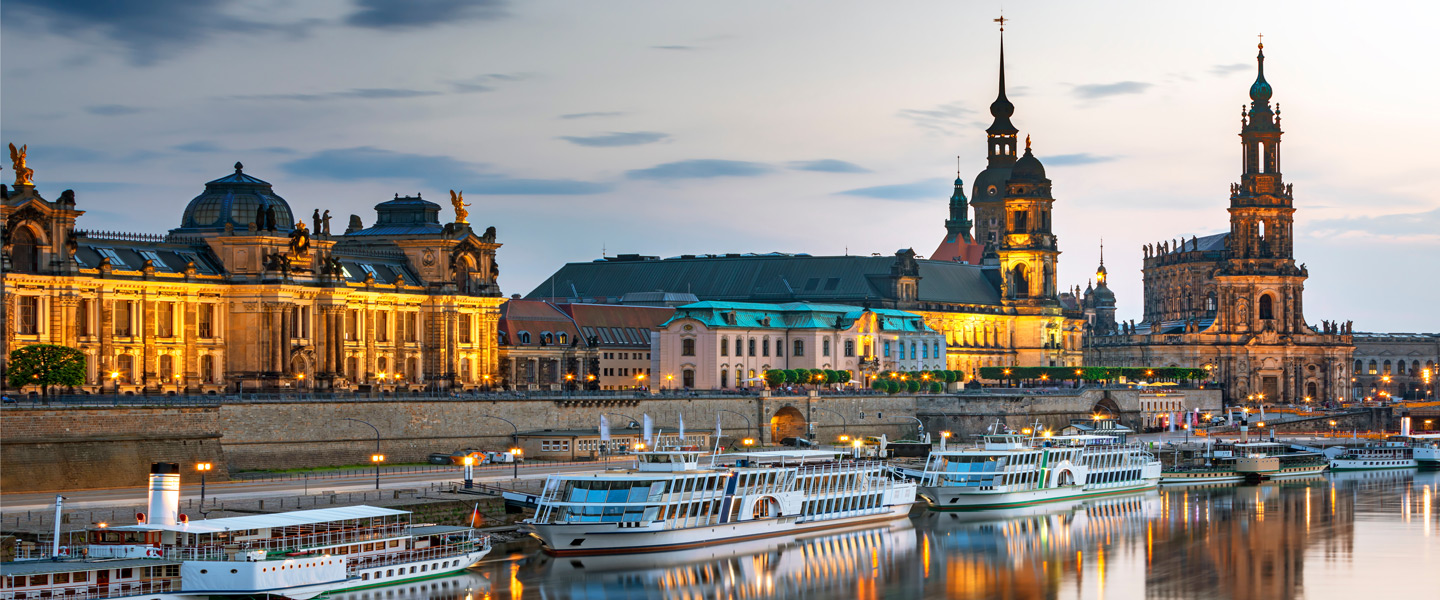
[742,438,755,453]
[716,409,755,448]
[110,371,120,402]
[462,455,475,489]
[196,462,212,514]
[509,447,522,479]
[852,437,863,459]
[478,414,521,478]
[635,373,647,390]
[810,406,849,446]
[340,418,383,490]
[941,430,952,451]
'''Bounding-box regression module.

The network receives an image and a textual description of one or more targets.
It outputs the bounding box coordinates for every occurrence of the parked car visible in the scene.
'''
[779,437,814,448]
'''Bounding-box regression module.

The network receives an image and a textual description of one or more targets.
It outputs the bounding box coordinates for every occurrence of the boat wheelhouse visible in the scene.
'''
[901,431,1161,510]
[525,449,916,555]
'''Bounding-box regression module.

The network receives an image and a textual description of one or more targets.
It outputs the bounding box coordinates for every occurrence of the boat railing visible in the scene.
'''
[344,538,489,576]
[1,579,180,600]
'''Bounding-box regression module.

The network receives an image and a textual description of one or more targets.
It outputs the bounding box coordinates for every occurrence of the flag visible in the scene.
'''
[599,415,611,442]
[643,414,654,445]
[715,413,722,441]
[468,503,481,528]
[679,412,686,442]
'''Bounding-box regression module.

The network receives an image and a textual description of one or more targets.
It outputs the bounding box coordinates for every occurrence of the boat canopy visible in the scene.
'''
[106,505,408,533]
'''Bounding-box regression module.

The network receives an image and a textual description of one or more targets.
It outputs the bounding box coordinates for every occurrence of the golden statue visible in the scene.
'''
[449,189,470,224]
[9,143,34,186]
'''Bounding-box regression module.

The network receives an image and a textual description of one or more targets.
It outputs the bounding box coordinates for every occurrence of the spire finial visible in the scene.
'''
[1025,134,1032,151]
[956,155,962,178]
[994,13,1006,32]
[1257,33,1263,49]
[234,161,243,173]
[1099,238,1104,266]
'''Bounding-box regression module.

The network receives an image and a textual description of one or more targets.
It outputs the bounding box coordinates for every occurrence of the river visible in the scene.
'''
[330,469,1437,599]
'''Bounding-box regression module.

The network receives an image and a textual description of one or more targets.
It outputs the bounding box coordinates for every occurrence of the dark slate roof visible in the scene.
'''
[331,254,421,285]
[75,240,223,275]
[1167,232,1228,254]
[527,254,1003,306]
[347,195,444,236]
[0,558,181,576]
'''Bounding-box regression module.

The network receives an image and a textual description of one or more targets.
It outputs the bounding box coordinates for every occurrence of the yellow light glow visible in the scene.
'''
[463,456,474,466]
[196,462,212,472]
[371,454,385,462]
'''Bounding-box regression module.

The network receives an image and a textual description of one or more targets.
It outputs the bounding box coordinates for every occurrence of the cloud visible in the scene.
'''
[652,45,695,51]
[448,72,530,93]
[897,101,974,134]
[788,159,869,173]
[231,88,445,102]
[836,179,946,200]
[345,0,507,30]
[626,159,772,180]
[1210,63,1251,76]
[1071,81,1152,99]
[173,141,223,153]
[559,111,627,120]
[2,0,316,67]
[1043,153,1118,166]
[282,147,611,195]
[1308,207,1440,240]
[26,145,107,163]
[85,105,147,116]
[559,132,669,147]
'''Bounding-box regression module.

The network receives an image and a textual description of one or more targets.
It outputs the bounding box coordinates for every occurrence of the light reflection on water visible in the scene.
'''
[343,470,1438,599]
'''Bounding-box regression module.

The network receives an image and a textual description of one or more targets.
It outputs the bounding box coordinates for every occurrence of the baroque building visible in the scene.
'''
[1,161,504,394]
[528,30,1086,378]
[1085,44,1353,405]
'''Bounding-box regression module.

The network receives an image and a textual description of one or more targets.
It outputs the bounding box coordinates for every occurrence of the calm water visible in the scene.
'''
[334,470,1438,599]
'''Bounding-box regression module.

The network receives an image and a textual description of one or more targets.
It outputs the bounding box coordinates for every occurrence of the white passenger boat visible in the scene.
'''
[524,449,917,555]
[2,463,490,600]
[899,431,1161,510]
[1160,441,1328,483]
[1328,434,1440,471]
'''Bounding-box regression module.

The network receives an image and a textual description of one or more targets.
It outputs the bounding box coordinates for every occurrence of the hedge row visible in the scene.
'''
[763,369,854,387]
[976,366,1207,382]
[870,379,945,394]
[876,370,966,383]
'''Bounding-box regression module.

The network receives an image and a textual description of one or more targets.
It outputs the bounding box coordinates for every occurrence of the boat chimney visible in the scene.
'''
[52,495,66,559]
[147,462,181,526]
[1240,425,1249,443]
[1400,416,1411,437]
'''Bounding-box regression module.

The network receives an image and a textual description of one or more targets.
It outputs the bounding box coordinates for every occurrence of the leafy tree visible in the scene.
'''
[929,381,943,393]
[872,379,889,392]
[905,379,922,393]
[823,369,839,385]
[7,344,86,400]
[837,370,853,384]
[764,369,786,387]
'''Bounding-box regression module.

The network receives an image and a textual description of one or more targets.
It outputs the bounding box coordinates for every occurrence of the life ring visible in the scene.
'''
[57,546,70,557]
[145,548,162,558]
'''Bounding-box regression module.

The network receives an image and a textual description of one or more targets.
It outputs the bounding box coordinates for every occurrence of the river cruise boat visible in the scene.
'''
[1329,434,1440,471]
[1,464,490,600]
[899,432,1161,510]
[1160,442,1328,483]
[524,449,917,555]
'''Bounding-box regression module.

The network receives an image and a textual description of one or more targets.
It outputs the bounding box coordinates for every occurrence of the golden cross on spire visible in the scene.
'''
[1257,33,1263,49]
[994,14,1007,32]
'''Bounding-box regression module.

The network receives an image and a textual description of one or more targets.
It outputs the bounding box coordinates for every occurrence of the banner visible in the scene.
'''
[643,414,654,445]
[679,412,686,442]
[599,415,611,442]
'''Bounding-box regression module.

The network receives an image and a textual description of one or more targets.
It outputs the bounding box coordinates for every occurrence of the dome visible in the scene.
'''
[1249,45,1272,104]
[178,162,294,232]
[1010,147,1046,182]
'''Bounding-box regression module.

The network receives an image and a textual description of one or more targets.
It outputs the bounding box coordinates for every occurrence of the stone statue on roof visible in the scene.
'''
[450,189,470,224]
[9,143,33,186]
[322,210,331,235]
[289,221,310,255]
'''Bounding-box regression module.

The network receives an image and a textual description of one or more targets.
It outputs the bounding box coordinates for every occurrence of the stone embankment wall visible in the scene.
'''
[1,388,1222,492]
[0,407,228,493]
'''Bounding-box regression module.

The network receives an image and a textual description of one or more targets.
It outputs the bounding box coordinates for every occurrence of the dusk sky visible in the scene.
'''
[4,1,1436,332]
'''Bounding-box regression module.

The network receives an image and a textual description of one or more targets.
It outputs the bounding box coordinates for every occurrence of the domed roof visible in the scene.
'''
[1010,146,1046,182]
[178,162,294,232]
[1249,44,1272,104]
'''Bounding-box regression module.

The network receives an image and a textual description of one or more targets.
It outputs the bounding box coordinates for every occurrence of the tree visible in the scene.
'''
[764,369,786,387]
[837,370,853,384]
[782,369,798,384]
[929,381,943,394]
[905,379,922,393]
[7,344,86,400]
[823,369,839,385]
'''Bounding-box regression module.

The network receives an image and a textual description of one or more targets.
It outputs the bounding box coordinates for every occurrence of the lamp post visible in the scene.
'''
[716,409,754,449]
[340,418,382,490]
[478,414,520,479]
[810,406,849,446]
[940,430,951,451]
[742,438,755,453]
[110,371,120,403]
[462,455,474,489]
[635,373,647,390]
[196,462,212,514]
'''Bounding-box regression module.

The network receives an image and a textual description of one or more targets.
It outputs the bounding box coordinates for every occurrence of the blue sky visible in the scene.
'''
[4,1,1437,331]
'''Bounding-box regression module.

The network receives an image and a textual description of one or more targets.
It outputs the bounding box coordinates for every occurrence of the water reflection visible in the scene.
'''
[352,471,1438,599]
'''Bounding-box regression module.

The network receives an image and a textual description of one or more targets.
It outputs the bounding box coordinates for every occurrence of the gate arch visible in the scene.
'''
[770,406,806,441]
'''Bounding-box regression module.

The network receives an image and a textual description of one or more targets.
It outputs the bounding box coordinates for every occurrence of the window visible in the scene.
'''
[199,304,215,338]
[720,337,729,356]
[157,302,175,338]
[793,339,804,357]
[95,247,127,268]
[159,355,174,383]
[458,314,472,344]
[762,339,770,357]
[557,332,568,346]
[681,338,695,356]
[883,341,891,358]
[540,440,570,452]
[117,354,134,383]
[921,343,928,359]
[201,355,215,382]
[404,312,418,342]
[114,300,132,336]
[736,337,744,356]
[1259,294,1274,320]
[346,356,358,378]
[844,340,855,357]
[78,298,92,336]
[748,338,756,356]
[345,309,358,341]
[138,250,173,272]
[1354,360,1363,374]
[1383,360,1392,376]
[720,369,729,388]
[898,343,905,360]
[377,312,390,342]
[519,331,531,344]
[823,339,831,357]
[18,296,39,335]
[1368,360,1377,375]
[682,369,695,388]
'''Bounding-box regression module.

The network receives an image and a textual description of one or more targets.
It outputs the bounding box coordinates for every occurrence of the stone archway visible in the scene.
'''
[770,406,806,442]
[1091,395,1122,418]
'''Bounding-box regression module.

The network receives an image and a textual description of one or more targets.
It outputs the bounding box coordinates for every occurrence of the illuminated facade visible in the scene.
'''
[1,163,504,394]
[1085,44,1352,405]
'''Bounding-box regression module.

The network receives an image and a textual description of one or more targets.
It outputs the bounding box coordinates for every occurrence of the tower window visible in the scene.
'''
[1258,294,1274,320]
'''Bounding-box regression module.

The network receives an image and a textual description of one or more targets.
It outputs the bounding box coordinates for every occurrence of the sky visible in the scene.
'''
[3,0,1437,332]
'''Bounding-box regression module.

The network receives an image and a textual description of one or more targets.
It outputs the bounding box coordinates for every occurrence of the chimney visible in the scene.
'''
[1401,416,1411,437]
[147,463,181,526]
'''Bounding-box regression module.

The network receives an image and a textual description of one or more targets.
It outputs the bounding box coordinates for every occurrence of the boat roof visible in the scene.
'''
[740,450,846,459]
[0,558,180,576]
[409,525,474,536]
[107,505,408,533]
[1403,433,1440,439]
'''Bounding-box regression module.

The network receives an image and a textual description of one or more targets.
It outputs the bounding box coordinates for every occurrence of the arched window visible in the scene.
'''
[519,331,531,344]
[748,338,756,356]
[1354,359,1363,374]
[720,337,729,356]
[897,342,905,360]
[1368,360,1377,375]
[1305,381,1317,400]
[1413,360,1422,376]
[11,226,40,274]
[736,337,744,356]
[1012,264,1030,298]
[1383,360,1392,375]
[1396,361,1405,376]
[720,369,729,388]
[1258,294,1274,320]
[681,338,696,356]
[912,342,919,360]
[935,342,941,359]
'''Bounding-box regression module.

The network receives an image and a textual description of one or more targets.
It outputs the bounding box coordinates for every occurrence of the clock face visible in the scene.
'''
[987,185,998,196]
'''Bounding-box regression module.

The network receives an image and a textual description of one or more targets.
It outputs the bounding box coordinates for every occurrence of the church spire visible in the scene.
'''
[1096,239,1108,286]
[986,18,1019,167]
[945,157,974,243]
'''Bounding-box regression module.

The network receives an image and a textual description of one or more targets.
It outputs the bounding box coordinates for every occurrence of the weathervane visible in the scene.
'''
[994,14,1007,32]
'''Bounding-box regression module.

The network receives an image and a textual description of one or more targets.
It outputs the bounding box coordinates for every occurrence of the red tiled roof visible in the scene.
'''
[556,303,674,348]
[931,236,985,265]
[498,300,582,347]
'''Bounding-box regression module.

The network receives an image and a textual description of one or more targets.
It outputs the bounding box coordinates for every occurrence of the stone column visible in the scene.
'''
[184,299,198,390]
[280,304,292,376]
[142,295,156,389]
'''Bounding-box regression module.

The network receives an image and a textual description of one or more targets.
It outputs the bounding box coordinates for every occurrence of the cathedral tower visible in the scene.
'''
[971,30,1020,250]
[997,136,1060,304]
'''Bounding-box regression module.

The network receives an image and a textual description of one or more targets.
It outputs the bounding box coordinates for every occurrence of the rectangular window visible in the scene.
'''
[748,338,756,356]
[761,339,769,357]
[458,314,472,344]
[883,341,891,358]
[18,296,39,335]
[157,302,175,338]
[793,339,804,357]
[720,338,728,356]
[95,247,127,268]
[198,304,214,338]
[114,300,133,337]
[78,298,92,337]
[844,340,854,357]
[346,309,358,341]
[138,250,173,272]
[376,311,389,342]
[681,338,695,356]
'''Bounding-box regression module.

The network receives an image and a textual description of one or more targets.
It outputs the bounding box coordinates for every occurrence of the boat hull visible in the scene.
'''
[919,480,1158,510]
[1328,458,1418,471]
[334,547,492,592]
[1163,462,1327,484]
[531,502,915,556]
